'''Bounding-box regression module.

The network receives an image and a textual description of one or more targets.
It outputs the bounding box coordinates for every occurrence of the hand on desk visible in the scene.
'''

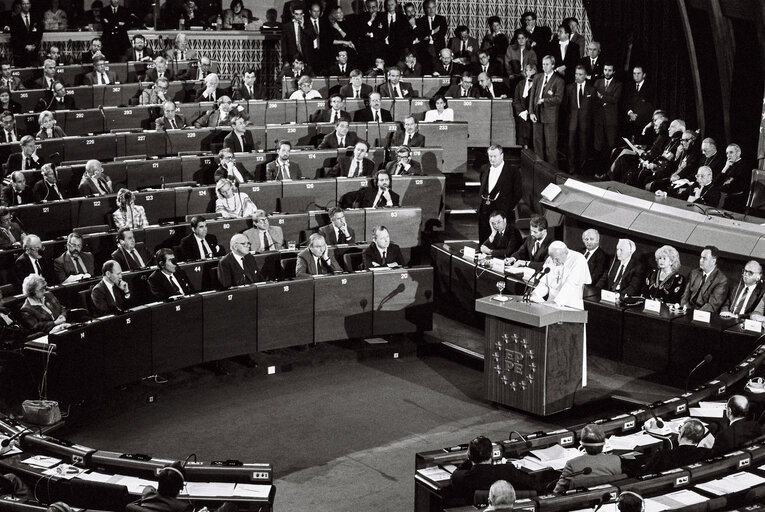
[480,244,492,255]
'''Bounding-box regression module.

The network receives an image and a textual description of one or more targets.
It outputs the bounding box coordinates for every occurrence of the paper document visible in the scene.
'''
[526,445,580,470]
[644,490,708,512]
[606,433,661,451]
[179,482,236,497]
[689,407,725,418]
[232,483,272,498]
[22,455,61,468]
[694,471,765,495]
[416,466,452,482]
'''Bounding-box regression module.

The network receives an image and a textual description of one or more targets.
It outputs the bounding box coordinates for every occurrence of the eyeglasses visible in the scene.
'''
[742,270,759,276]
[236,241,252,246]
[255,218,268,223]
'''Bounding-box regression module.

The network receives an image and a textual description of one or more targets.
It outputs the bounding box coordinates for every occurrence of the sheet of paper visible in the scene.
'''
[74,471,119,483]
[694,471,765,495]
[112,475,158,494]
[416,467,452,482]
[689,407,725,418]
[178,482,236,497]
[698,401,726,409]
[42,465,87,480]
[231,483,272,498]
[22,455,62,468]
[645,490,708,511]
[515,457,549,472]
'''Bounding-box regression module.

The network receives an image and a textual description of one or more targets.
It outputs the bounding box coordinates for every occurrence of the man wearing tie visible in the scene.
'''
[378,67,416,98]
[476,72,510,99]
[83,55,118,85]
[507,215,553,270]
[10,0,43,67]
[353,92,392,123]
[295,233,342,277]
[339,70,374,99]
[0,111,21,144]
[223,116,255,153]
[77,159,113,197]
[317,118,359,149]
[148,248,195,300]
[385,145,423,176]
[681,246,729,313]
[53,232,95,284]
[123,34,154,62]
[318,207,355,245]
[0,63,25,91]
[6,136,43,174]
[580,229,609,285]
[232,69,263,101]
[512,63,537,148]
[179,217,225,261]
[596,238,644,298]
[581,42,604,81]
[14,235,54,291]
[362,225,405,269]
[445,72,478,98]
[565,65,595,175]
[312,94,351,124]
[32,164,64,202]
[592,63,622,174]
[34,59,60,90]
[528,55,565,167]
[0,208,25,249]
[477,145,522,243]
[356,170,400,208]
[722,261,765,319]
[2,172,33,206]
[328,140,375,178]
[91,260,133,316]
[243,210,286,253]
[388,116,426,147]
[100,0,132,62]
[39,81,76,111]
[265,140,303,180]
[216,234,263,289]
[111,227,151,271]
[154,101,186,131]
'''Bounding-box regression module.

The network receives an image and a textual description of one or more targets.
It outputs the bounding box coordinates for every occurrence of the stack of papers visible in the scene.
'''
[694,471,765,495]
[521,444,581,471]
[606,432,662,451]
[416,466,452,482]
[689,401,726,418]
[179,482,236,497]
[22,455,61,468]
[231,483,272,499]
[644,490,708,512]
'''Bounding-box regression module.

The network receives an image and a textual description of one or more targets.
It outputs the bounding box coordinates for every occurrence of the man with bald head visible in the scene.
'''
[531,241,591,309]
[14,234,54,290]
[432,48,461,77]
[596,239,644,298]
[78,160,114,197]
[216,234,262,288]
[715,144,748,212]
[91,260,132,315]
[296,233,342,277]
[580,229,609,284]
[681,246,728,312]
[684,166,721,207]
[712,395,763,455]
[721,261,764,318]
[155,101,187,130]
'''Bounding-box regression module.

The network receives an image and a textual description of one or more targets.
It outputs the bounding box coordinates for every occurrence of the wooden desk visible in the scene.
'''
[313,272,374,342]
[257,278,314,350]
[372,266,433,335]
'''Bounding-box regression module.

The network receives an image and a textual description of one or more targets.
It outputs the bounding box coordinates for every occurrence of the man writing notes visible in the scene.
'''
[531,241,591,309]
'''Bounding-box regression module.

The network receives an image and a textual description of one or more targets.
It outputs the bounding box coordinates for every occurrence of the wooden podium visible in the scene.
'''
[476,296,588,416]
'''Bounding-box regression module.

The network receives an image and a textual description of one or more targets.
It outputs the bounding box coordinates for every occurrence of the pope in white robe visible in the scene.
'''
[531,240,591,310]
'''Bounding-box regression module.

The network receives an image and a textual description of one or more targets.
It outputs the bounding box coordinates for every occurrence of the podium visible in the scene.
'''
[476,296,587,416]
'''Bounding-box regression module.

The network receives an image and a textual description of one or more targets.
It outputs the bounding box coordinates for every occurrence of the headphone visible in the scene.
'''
[617,491,644,512]
[161,465,185,483]
[117,189,134,208]
[48,503,73,512]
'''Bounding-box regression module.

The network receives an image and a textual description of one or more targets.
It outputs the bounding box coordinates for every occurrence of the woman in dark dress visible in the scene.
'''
[643,244,686,304]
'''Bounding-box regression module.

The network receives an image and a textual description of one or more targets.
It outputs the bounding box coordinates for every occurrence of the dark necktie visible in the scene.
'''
[170,275,184,295]
[381,251,387,265]
[34,259,42,275]
[397,164,404,175]
[733,285,748,315]
[337,230,346,244]
[613,264,624,289]
[375,111,380,122]
[578,84,583,108]
[262,231,270,251]
[71,255,80,273]
[691,273,707,304]
[201,239,211,258]
[169,118,177,129]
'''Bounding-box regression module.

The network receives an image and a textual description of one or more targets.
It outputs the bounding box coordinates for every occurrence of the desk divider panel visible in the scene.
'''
[142,224,190,254]
[410,147,443,175]
[245,126,267,152]
[63,134,117,162]
[365,207,421,248]
[314,273,374,342]
[264,100,290,125]
[178,260,218,292]
[99,309,153,388]
[336,178,369,207]
[421,77,452,98]
[257,278,314,350]
[67,86,95,110]
[380,98,411,122]
[237,152,272,182]
[165,127,216,154]
[344,98,367,116]
[366,121,398,148]
[281,179,337,211]
[417,122,467,173]
[150,296,204,373]
[450,253,478,312]
[409,98,430,121]
[180,154,217,184]
[117,131,167,158]
[343,209,366,242]
[247,100,270,125]
[178,185,216,216]
[686,223,761,258]
[12,200,72,240]
[396,175,445,230]
[287,149,338,180]
[202,287,259,360]
[37,138,65,163]
[126,158,183,190]
[298,99,329,124]
[266,123,317,149]
[205,217,249,250]
[580,198,644,229]
[64,108,104,136]
[450,99,492,148]
[11,89,41,113]
[47,323,106,403]
[240,181,281,214]
[103,106,154,132]
[134,189,177,224]
[70,196,117,230]
[372,266,433,335]
[489,100,516,147]
[270,213,310,244]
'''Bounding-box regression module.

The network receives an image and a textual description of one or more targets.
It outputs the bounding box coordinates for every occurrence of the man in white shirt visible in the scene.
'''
[266,140,303,180]
[531,241,591,309]
[723,261,764,319]
[243,210,286,253]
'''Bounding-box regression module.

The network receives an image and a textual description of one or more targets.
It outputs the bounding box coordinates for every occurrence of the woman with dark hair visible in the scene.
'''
[423,94,454,122]
[0,88,21,114]
[222,0,251,29]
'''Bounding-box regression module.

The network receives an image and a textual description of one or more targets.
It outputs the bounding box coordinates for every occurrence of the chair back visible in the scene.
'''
[281,257,297,279]
[746,169,765,214]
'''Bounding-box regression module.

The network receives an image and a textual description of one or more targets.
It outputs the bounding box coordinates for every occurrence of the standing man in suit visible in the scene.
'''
[721,261,765,319]
[179,216,225,261]
[319,207,355,245]
[596,238,644,298]
[520,11,552,56]
[508,215,553,270]
[123,34,154,62]
[580,229,609,285]
[357,170,400,208]
[565,66,595,175]
[339,69,374,99]
[295,233,342,277]
[53,232,95,284]
[716,143,749,212]
[317,118,359,149]
[265,140,303,180]
[232,69,264,101]
[312,94,351,124]
[111,227,151,271]
[388,116,426,147]
[550,24,579,83]
[6,136,42,174]
[223,116,255,153]
[155,101,187,130]
[77,159,113,197]
[83,55,118,85]
[363,225,405,268]
[100,0,132,62]
[416,0,448,73]
[148,248,195,300]
[303,2,328,72]
[512,63,536,148]
[448,25,479,68]
[243,210,285,253]
[2,171,33,206]
[581,42,604,82]
[354,0,385,71]
[681,246,729,313]
[329,141,375,178]
[10,0,43,67]
[217,234,263,289]
[529,55,565,167]
[378,67,416,98]
[385,145,423,176]
[623,65,653,142]
[91,260,132,315]
[479,210,523,259]
[353,92,392,122]
[592,62,622,175]
[477,144,522,243]
[711,396,763,456]
[32,164,64,202]
[504,31,537,87]
[380,0,407,65]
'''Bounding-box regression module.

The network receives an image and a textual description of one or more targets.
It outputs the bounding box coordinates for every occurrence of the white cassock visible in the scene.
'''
[531,250,591,385]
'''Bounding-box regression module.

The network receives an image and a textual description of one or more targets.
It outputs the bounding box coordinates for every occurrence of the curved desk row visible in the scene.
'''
[22,266,433,403]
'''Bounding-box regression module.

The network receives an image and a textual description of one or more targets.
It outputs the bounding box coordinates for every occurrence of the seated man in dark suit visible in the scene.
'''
[82,55,118,85]
[194,73,228,102]
[154,100,188,130]
[479,211,523,259]
[144,56,175,83]
[53,232,95,284]
[470,49,502,77]
[311,94,351,123]
[432,48,463,77]
[123,34,154,62]
[640,418,711,475]
[5,135,44,174]
[265,140,303,180]
[362,225,405,269]
[216,234,263,289]
[387,116,426,148]
[32,164,65,202]
[580,228,609,285]
[318,207,355,245]
[377,67,416,98]
[148,248,195,300]
[445,72,479,98]
[232,69,264,101]
[179,216,225,261]
[356,170,400,208]
[2,171,33,206]
[111,227,151,271]
[507,215,553,270]
[91,259,133,316]
[213,147,254,184]
[476,72,510,99]
[317,119,359,150]
[14,235,55,291]
[721,260,765,319]
[450,436,536,505]
[295,233,342,277]
[223,115,255,153]
[80,38,104,64]
[385,145,423,176]
[398,51,422,77]
[194,96,242,128]
[77,159,114,197]
[338,69,373,99]
[680,245,729,313]
[328,141,375,178]
[34,60,61,90]
[0,207,24,249]
[715,144,749,212]
[684,165,721,207]
[596,238,644,298]
[711,395,763,455]
[36,82,76,112]
[353,92,392,122]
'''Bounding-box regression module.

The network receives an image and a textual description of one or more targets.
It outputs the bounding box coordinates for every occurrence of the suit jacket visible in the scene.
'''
[326,64,351,77]
[353,107,393,123]
[155,114,187,131]
[593,77,622,125]
[213,163,254,183]
[38,94,76,112]
[356,186,400,208]
[377,81,416,99]
[6,152,43,174]
[231,84,264,101]
[623,82,653,128]
[550,41,580,82]
[328,157,375,178]
[716,159,749,195]
[194,109,235,128]
[91,279,131,316]
[554,453,622,493]
[10,13,43,64]
[477,163,522,219]
[224,130,255,153]
[243,225,285,253]
[477,81,511,99]
[681,267,729,312]
[295,248,342,277]
[641,445,711,476]
[148,268,194,300]
[481,227,524,259]
[432,61,462,76]
[596,256,644,297]
[111,245,152,271]
[123,46,155,62]
[685,182,722,208]
[565,81,595,129]
[503,44,537,79]
[2,185,33,206]
[216,252,263,289]
[712,420,763,455]
[14,253,54,290]
[77,176,113,197]
[317,130,359,149]
[415,14,448,50]
[0,221,24,249]
[445,84,479,98]
[144,67,175,83]
[0,128,23,144]
[524,26,553,55]
[53,251,96,283]
[318,224,355,246]
[721,281,765,317]
[385,159,422,176]
[338,83,373,99]
[582,247,609,286]
[194,87,229,103]
[363,242,405,269]
[450,461,537,505]
[179,233,225,261]
[164,47,199,63]
[100,6,131,59]
[0,76,25,91]
[19,293,65,334]
[388,131,426,148]
[581,56,604,81]
[265,160,303,181]
[311,109,351,123]
[510,232,554,270]
[528,72,565,123]
[449,36,479,64]
[82,70,118,85]
[399,62,423,78]
[469,61,503,77]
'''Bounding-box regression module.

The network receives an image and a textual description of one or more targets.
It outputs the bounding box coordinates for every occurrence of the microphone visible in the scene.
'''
[508,430,533,449]
[522,266,550,301]
[97,104,106,120]
[685,354,713,392]
[1,428,32,451]
[303,95,309,124]
[648,407,664,429]
[593,492,613,512]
